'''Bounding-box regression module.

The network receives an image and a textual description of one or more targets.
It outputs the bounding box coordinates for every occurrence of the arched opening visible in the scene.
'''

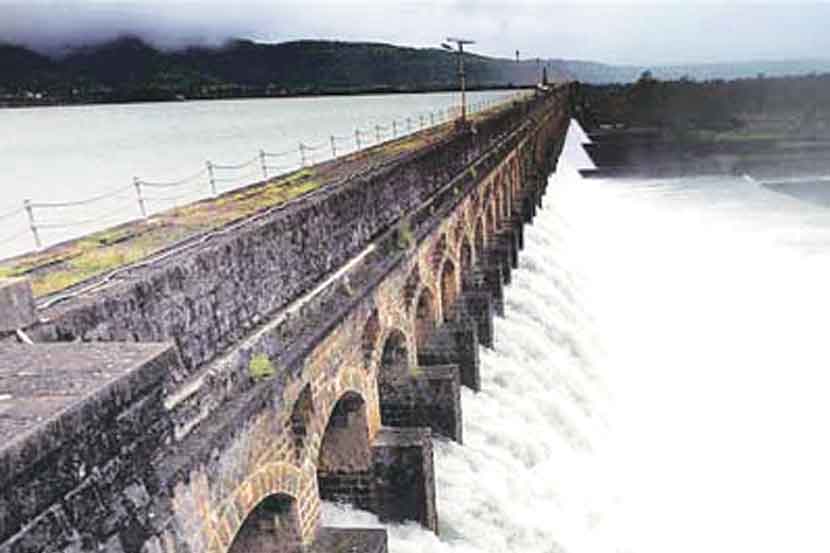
[362,309,381,370]
[440,260,459,322]
[228,494,301,553]
[318,392,372,474]
[474,218,485,264]
[459,240,473,290]
[289,385,314,462]
[502,181,511,218]
[414,287,436,350]
[379,329,409,381]
[430,235,447,275]
[403,267,422,312]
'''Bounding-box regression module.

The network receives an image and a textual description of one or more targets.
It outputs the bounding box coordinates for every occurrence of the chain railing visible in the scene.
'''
[1,90,531,256]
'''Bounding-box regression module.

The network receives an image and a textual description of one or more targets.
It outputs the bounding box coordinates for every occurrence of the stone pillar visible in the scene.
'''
[370,428,438,533]
[317,471,374,513]
[474,263,505,317]
[495,229,518,272]
[0,278,36,332]
[509,215,525,251]
[378,365,462,443]
[460,291,494,349]
[417,319,480,392]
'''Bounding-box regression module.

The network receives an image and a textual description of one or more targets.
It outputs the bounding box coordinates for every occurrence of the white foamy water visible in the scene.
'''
[324,121,830,553]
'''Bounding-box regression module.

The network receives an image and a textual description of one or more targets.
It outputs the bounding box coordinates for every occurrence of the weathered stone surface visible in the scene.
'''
[308,528,387,553]
[0,342,178,551]
[0,85,573,553]
[0,278,36,332]
[378,365,462,443]
[460,291,495,349]
[371,427,437,532]
[417,320,480,392]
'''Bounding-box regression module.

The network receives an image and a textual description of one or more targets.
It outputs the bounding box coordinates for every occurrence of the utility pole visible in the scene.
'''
[441,37,475,125]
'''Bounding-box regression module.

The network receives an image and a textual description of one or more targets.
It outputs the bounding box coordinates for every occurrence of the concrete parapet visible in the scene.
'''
[0,341,178,550]
[371,427,438,533]
[0,278,36,332]
[309,528,388,553]
[417,319,480,392]
[378,365,462,443]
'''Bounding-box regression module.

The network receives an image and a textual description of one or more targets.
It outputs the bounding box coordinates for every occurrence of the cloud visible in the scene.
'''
[1,0,829,65]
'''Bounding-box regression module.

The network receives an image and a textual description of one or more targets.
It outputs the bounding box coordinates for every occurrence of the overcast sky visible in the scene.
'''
[1,0,829,66]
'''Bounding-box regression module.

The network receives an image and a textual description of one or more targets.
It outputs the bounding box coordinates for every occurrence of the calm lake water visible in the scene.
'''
[0,89,522,259]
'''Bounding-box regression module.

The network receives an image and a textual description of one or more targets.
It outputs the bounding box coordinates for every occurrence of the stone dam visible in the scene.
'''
[0,85,573,553]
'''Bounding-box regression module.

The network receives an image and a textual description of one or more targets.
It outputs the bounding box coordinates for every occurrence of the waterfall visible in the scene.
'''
[326,120,830,553]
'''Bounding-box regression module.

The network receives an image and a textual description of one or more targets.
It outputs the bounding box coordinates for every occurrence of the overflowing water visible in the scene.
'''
[325,122,830,553]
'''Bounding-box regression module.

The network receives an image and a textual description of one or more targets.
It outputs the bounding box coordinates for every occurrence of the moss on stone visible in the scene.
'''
[249,353,276,381]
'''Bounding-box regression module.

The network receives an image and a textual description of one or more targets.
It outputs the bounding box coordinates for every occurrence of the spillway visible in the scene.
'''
[325,121,830,553]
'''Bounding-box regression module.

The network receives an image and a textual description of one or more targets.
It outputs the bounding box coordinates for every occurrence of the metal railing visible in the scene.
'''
[0,92,532,255]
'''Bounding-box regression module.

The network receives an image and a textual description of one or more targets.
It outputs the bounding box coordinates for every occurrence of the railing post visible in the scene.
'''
[206,161,217,197]
[420,114,425,129]
[375,125,381,143]
[260,149,268,179]
[330,136,337,159]
[23,199,41,251]
[133,177,147,219]
[407,117,412,133]
[355,129,362,150]
[299,143,307,167]
[392,120,397,137]
[430,112,435,126]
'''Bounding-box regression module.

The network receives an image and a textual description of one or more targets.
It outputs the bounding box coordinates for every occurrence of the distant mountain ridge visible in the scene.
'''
[2,36,829,107]
[560,58,830,84]
[0,37,560,105]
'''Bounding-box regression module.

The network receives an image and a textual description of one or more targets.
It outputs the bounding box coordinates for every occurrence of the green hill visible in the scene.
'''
[0,37,559,105]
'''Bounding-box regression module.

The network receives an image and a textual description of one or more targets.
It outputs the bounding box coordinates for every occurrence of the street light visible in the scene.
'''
[442,37,475,125]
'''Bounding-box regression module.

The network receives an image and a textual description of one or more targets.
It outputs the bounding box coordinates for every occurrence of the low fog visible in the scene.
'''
[2,0,830,65]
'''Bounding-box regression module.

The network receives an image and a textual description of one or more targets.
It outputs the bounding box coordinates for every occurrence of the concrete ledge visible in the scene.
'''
[0,341,178,545]
[371,427,437,533]
[417,319,480,391]
[0,278,36,332]
[378,365,462,443]
[310,528,388,553]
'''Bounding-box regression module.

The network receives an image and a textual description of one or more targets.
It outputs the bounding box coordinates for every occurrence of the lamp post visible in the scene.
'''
[441,37,475,125]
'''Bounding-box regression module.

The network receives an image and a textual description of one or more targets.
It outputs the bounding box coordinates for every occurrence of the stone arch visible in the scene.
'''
[403,266,422,312]
[501,177,511,219]
[362,309,381,370]
[211,462,318,553]
[439,259,459,322]
[379,328,410,382]
[414,286,437,350]
[228,493,302,553]
[289,384,314,462]
[430,234,448,274]
[317,391,372,475]
[474,217,485,264]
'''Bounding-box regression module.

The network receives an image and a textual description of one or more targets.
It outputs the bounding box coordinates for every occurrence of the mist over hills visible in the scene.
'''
[0,37,560,105]
[2,35,830,106]
[563,58,830,84]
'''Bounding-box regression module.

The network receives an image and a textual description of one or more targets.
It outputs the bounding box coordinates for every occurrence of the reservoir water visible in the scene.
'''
[0,89,520,259]
[325,122,830,553]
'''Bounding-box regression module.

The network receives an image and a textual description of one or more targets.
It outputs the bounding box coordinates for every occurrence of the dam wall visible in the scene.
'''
[0,84,572,553]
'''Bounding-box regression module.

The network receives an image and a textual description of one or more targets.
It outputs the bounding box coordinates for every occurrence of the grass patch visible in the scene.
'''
[249,353,276,381]
[396,217,414,251]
